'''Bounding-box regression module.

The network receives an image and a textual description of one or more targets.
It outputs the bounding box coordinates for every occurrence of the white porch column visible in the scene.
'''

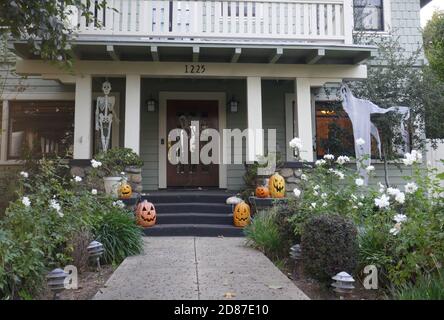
[295,78,315,162]
[246,76,263,162]
[124,74,141,154]
[1,100,9,161]
[74,75,92,159]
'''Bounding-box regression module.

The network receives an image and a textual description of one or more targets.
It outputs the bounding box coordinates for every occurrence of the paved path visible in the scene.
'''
[94,237,309,300]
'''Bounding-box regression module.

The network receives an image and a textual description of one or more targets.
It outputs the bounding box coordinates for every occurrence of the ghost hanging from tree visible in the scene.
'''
[95,81,117,152]
[340,85,410,183]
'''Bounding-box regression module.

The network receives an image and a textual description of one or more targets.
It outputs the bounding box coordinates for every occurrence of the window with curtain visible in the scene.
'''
[354,0,384,31]
[8,101,74,159]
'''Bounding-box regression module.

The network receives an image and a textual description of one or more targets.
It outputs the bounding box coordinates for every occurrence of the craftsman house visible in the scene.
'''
[1,0,431,191]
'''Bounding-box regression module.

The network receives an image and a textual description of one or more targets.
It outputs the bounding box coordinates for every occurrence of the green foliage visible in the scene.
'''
[393,271,444,300]
[245,210,285,261]
[91,206,143,265]
[93,147,144,177]
[301,214,358,282]
[0,157,142,299]
[424,11,444,82]
[0,1,108,63]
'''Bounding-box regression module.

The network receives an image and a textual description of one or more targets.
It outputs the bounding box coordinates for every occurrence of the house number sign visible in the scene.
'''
[185,64,206,74]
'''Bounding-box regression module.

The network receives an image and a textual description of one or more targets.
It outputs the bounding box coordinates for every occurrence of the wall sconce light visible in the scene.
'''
[146,97,157,112]
[228,96,239,113]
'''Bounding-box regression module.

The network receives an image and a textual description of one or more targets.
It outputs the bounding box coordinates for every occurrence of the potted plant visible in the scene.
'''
[91,148,143,197]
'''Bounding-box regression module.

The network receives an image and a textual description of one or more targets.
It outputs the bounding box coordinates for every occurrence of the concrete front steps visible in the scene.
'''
[139,191,244,237]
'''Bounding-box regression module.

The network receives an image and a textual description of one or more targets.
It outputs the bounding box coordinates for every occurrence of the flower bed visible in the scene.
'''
[246,143,444,298]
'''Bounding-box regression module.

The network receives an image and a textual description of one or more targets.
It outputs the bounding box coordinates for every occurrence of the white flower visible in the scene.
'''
[91,189,98,195]
[20,171,29,178]
[21,196,31,207]
[91,159,102,168]
[310,203,317,209]
[356,138,365,146]
[321,193,328,200]
[333,170,345,180]
[387,187,401,197]
[315,159,326,166]
[313,190,319,196]
[365,165,375,172]
[358,202,363,207]
[73,176,82,183]
[324,154,335,160]
[322,202,328,207]
[289,137,303,150]
[336,156,351,165]
[404,182,418,194]
[301,174,308,181]
[394,192,406,204]
[390,223,402,236]
[394,214,408,223]
[375,194,390,209]
[50,199,63,217]
[120,172,126,176]
[314,185,320,191]
[402,150,422,166]
[355,178,364,187]
[293,188,301,198]
[378,182,385,193]
[113,200,125,209]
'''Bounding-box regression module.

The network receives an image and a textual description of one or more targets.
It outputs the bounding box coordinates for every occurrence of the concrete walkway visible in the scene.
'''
[94,237,309,300]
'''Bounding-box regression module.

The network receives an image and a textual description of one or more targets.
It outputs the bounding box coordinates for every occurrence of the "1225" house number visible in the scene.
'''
[185,64,206,74]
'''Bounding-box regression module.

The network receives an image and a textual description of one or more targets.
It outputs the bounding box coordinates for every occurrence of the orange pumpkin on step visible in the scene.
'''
[233,201,251,228]
[255,185,270,198]
[269,173,286,198]
[136,200,156,227]
[119,182,132,200]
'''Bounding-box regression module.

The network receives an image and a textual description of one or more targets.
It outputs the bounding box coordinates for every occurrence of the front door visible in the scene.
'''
[166,100,219,188]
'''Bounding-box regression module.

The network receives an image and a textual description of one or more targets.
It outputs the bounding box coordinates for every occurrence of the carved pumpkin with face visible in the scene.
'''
[233,201,251,227]
[255,186,270,198]
[136,200,156,227]
[269,173,286,198]
[119,182,133,200]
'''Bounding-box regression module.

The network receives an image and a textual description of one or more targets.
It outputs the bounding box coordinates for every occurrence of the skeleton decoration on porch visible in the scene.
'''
[340,85,410,183]
[95,81,117,152]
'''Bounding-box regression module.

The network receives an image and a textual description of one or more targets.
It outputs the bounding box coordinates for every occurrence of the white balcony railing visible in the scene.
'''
[74,0,353,44]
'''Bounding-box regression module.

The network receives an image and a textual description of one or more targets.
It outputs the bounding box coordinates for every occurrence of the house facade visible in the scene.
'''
[0,0,430,191]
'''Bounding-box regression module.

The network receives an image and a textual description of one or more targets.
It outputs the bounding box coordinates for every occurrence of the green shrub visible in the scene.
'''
[0,157,143,299]
[393,271,444,300]
[91,205,143,265]
[245,210,284,260]
[301,214,358,282]
[272,204,299,252]
[93,148,143,176]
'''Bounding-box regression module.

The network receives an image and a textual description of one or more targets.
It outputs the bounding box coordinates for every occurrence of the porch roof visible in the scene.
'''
[12,39,376,65]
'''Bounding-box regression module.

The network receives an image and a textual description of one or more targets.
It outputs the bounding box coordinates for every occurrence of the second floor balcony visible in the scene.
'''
[73,0,354,45]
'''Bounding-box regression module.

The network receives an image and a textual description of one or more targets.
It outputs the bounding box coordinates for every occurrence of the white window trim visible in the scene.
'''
[353,0,392,35]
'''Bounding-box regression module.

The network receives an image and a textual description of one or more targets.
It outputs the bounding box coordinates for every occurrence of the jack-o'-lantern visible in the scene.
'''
[255,186,270,198]
[233,201,251,227]
[269,173,286,198]
[136,200,156,227]
[119,182,132,199]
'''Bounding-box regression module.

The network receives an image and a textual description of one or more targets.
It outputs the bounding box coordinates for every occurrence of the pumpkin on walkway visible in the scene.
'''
[269,173,286,198]
[119,181,133,199]
[255,185,270,198]
[136,200,156,227]
[233,201,251,227]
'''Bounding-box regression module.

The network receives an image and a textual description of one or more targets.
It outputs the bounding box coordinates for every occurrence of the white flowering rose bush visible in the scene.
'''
[283,152,444,288]
[0,158,142,299]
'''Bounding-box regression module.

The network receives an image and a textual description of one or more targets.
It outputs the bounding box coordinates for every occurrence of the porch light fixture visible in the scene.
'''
[146,97,157,112]
[46,268,68,300]
[228,96,239,113]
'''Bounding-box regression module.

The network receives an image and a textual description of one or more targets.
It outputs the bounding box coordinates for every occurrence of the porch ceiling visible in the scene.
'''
[11,40,376,65]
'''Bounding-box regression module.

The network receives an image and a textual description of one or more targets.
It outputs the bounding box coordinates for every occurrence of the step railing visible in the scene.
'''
[74,0,353,44]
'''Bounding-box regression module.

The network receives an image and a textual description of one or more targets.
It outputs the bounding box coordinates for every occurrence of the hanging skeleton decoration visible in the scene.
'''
[95,81,117,152]
[340,85,410,183]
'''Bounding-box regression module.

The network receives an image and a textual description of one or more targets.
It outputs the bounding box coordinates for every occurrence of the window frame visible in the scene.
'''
[353,0,392,34]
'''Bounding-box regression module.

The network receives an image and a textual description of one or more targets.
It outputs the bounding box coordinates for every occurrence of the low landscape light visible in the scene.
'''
[46,268,68,300]
[87,240,104,270]
[331,271,355,295]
